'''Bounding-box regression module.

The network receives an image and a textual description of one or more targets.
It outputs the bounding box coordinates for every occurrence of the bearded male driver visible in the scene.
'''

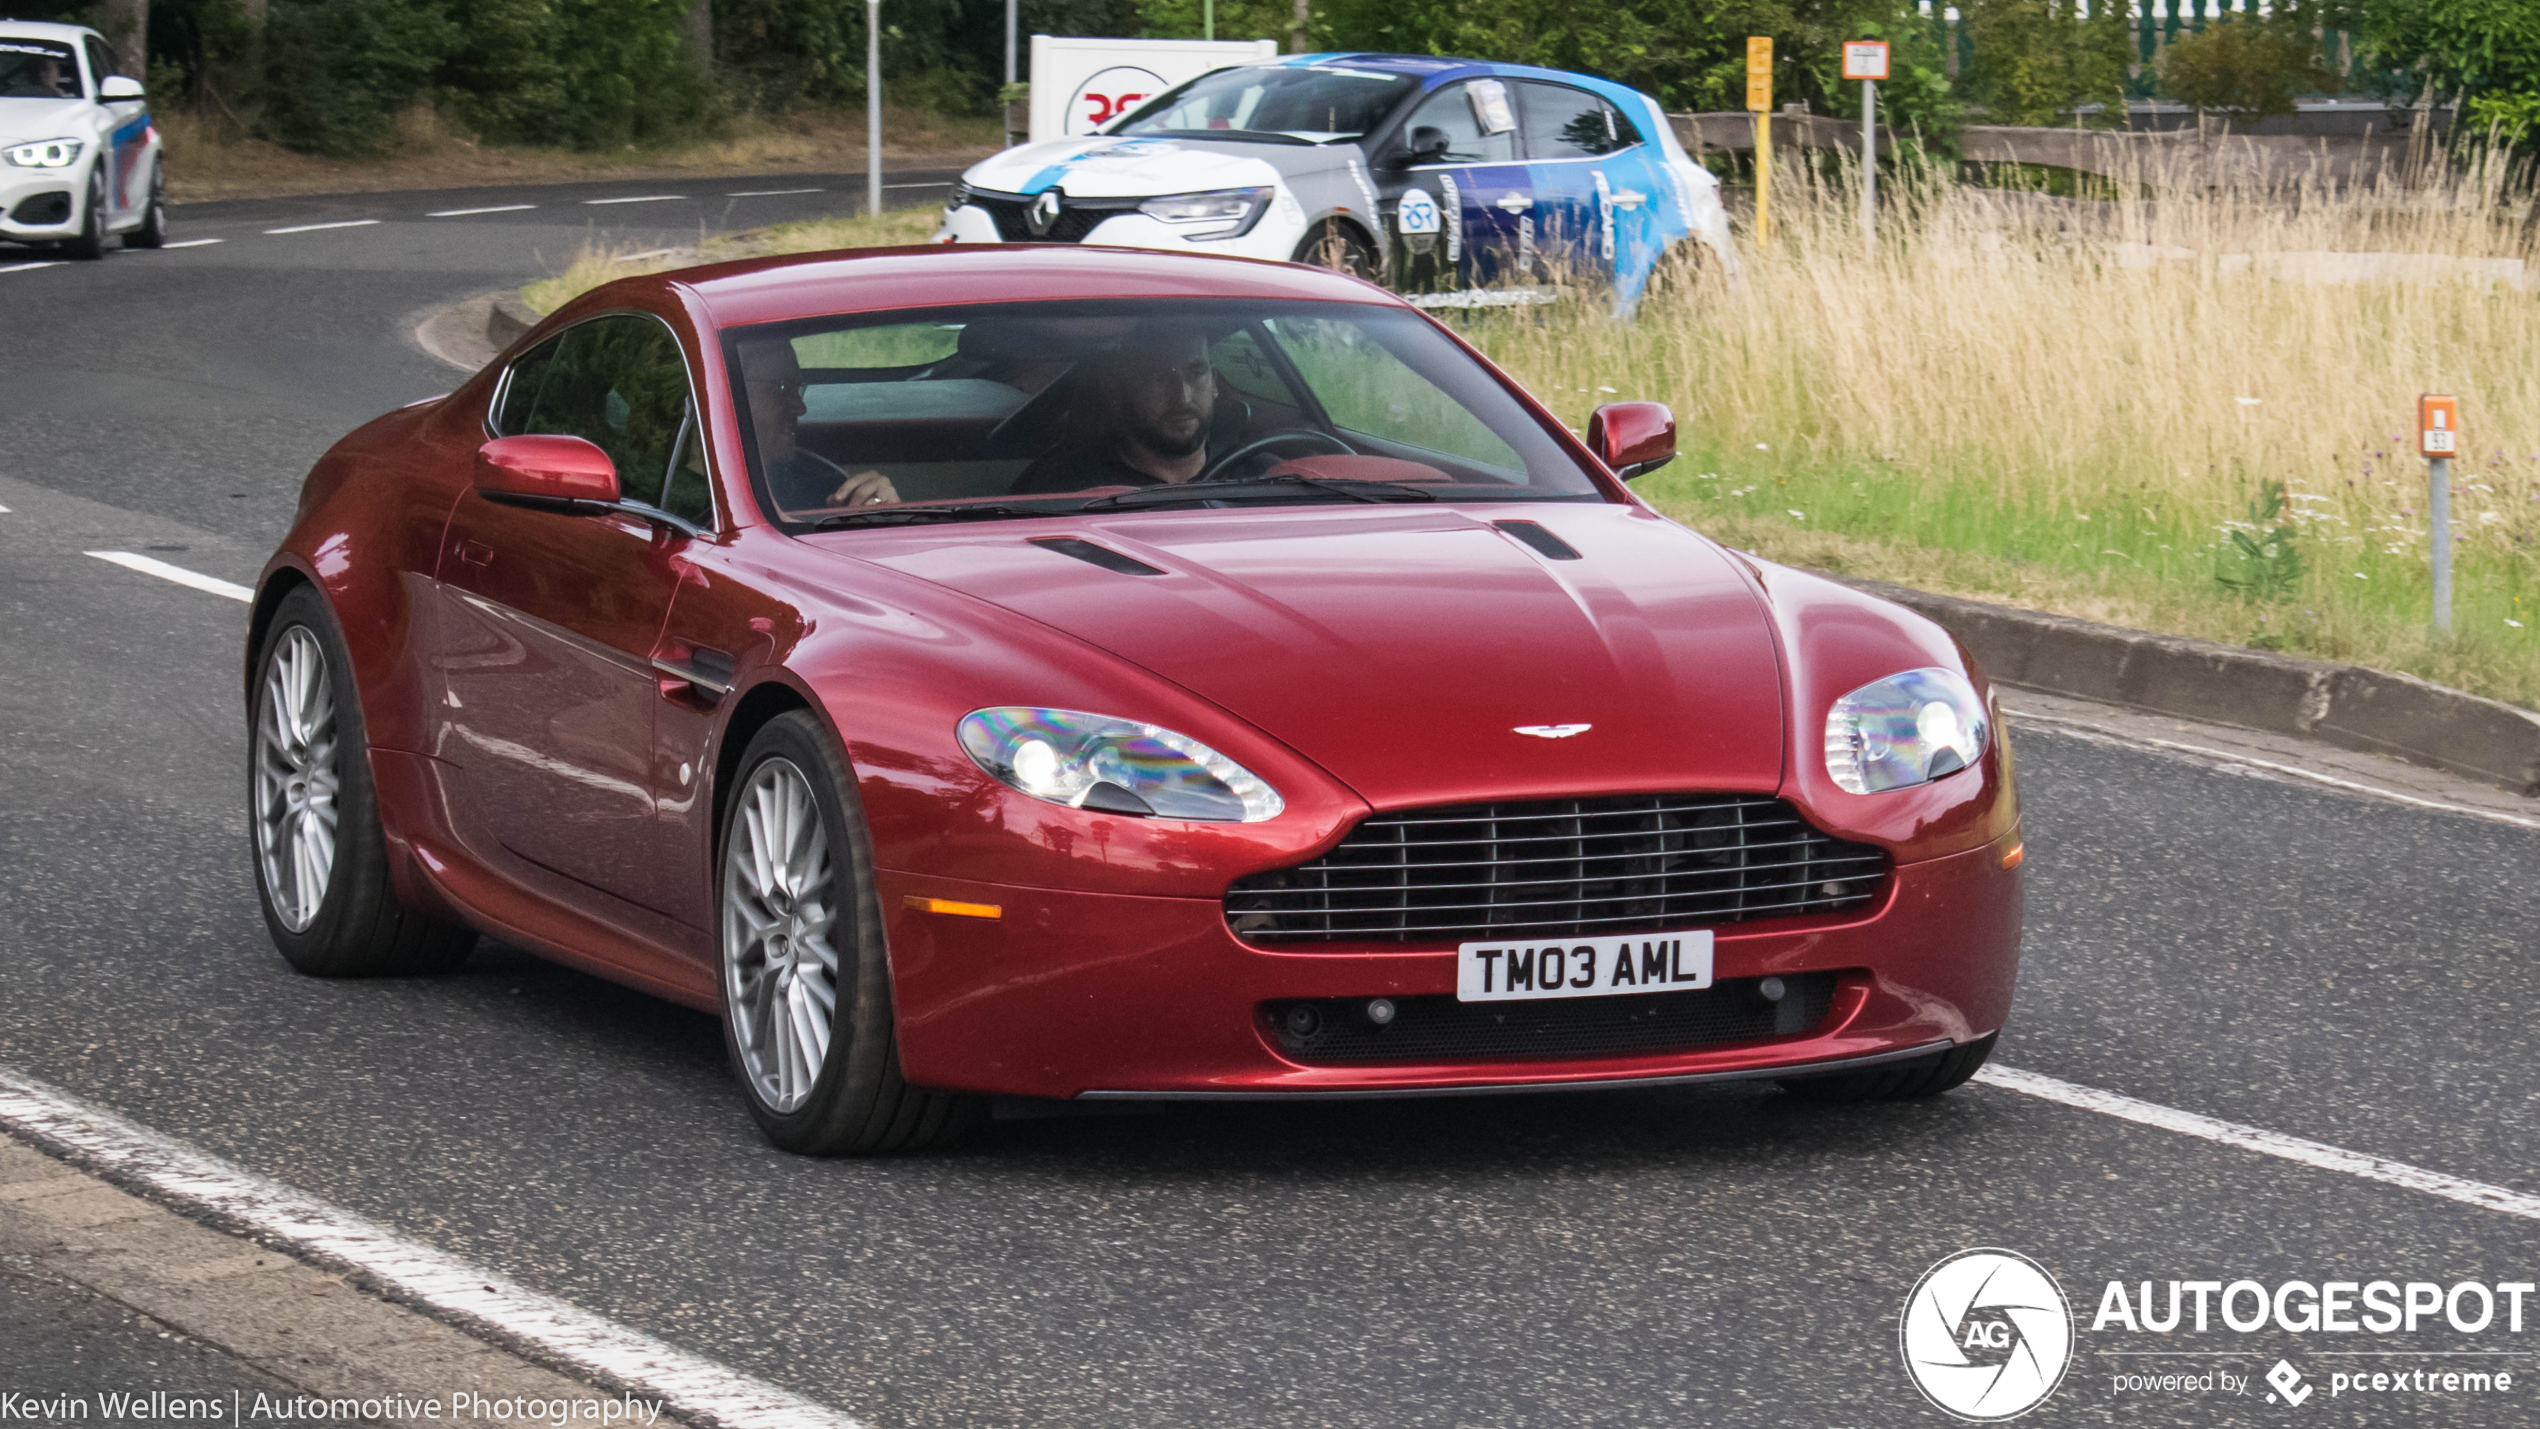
[737,334,900,512]
[1012,324,1220,494]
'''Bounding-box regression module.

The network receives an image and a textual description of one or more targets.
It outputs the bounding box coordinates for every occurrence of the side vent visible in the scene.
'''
[1029,537,1165,576]
[1492,520,1582,561]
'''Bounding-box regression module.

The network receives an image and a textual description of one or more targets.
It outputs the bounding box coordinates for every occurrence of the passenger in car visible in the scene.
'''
[735,333,900,511]
[1011,323,1222,494]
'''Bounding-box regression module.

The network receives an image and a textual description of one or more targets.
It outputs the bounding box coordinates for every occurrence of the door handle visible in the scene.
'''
[456,539,494,567]
[1495,192,1533,213]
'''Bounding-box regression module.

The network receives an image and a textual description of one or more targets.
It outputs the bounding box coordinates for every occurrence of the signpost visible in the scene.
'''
[1746,37,1773,244]
[1843,39,1889,259]
[2420,394,2459,632]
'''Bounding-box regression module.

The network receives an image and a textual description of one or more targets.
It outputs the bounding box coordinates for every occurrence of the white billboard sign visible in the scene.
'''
[1028,36,1282,145]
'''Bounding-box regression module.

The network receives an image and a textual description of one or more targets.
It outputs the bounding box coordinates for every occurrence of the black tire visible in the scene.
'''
[123,162,166,249]
[250,584,475,977]
[1291,219,1379,282]
[62,167,105,260]
[1778,1033,1997,1104]
[717,710,980,1155]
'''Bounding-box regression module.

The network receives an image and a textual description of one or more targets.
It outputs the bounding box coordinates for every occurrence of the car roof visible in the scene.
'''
[1268,52,1645,95]
[667,243,1413,332]
[0,21,101,44]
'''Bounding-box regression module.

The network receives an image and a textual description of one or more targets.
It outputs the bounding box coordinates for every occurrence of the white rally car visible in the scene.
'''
[938,53,1734,313]
[1,21,166,259]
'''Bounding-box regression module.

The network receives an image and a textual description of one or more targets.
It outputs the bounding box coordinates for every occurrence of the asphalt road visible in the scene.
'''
[1,172,2536,1427]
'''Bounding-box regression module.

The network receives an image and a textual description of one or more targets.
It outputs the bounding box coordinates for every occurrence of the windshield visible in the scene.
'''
[1112,65,1416,143]
[724,298,1602,529]
[0,40,82,99]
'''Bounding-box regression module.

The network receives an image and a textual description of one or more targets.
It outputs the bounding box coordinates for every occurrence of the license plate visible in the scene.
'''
[1456,931,1714,1003]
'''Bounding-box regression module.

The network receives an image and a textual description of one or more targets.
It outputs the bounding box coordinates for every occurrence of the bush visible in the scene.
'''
[2159,20,2336,123]
[1956,0,2130,127]
[261,0,456,157]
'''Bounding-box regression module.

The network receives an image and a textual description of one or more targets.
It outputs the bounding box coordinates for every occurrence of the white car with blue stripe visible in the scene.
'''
[1,21,167,259]
[937,53,1733,313]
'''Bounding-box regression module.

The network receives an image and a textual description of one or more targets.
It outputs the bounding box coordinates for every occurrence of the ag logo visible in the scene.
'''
[1900,1248,2073,1421]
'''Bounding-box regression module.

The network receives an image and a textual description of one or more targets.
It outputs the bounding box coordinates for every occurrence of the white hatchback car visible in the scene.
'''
[1,21,165,258]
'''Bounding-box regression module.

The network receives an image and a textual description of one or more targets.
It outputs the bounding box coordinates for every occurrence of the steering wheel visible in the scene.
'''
[1196,428,1356,483]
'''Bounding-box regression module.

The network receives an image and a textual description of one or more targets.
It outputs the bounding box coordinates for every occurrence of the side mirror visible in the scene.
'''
[99,76,144,101]
[1402,125,1449,166]
[474,435,619,512]
[1587,401,1676,481]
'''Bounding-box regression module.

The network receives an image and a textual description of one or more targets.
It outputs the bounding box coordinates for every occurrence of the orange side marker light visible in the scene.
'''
[2001,843,2026,871]
[904,895,1003,919]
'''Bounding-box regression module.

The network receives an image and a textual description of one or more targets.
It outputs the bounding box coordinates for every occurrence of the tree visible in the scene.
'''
[2358,0,2540,103]
[1955,0,2130,127]
[2159,20,2336,123]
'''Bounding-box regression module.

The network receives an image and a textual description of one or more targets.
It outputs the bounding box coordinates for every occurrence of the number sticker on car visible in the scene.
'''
[1456,931,1714,1002]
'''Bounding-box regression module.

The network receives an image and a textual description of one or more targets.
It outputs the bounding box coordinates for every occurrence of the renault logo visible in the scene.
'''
[1027,189,1062,235]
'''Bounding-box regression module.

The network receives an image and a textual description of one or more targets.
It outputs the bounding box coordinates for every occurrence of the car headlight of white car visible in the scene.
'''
[1823,668,1991,795]
[4,138,85,169]
[959,707,1284,821]
[1135,187,1273,241]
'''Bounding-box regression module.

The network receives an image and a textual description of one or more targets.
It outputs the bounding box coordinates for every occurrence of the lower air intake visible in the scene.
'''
[1266,974,1839,1065]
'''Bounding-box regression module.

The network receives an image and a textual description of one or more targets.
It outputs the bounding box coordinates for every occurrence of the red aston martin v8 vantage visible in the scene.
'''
[247,245,2022,1153]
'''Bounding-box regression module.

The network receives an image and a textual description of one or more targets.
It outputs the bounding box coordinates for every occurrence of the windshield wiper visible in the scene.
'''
[1079,475,1437,511]
[811,503,1054,529]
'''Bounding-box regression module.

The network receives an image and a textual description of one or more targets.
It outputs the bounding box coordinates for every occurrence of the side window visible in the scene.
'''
[1519,82,1631,158]
[1208,328,1299,407]
[82,36,113,92]
[1401,82,1516,165]
[492,332,564,437]
[500,315,699,518]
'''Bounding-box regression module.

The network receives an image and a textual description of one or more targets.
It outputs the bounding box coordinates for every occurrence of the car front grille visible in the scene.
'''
[1266,974,1839,1064]
[1226,794,1888,944]
[963,188,1141,244]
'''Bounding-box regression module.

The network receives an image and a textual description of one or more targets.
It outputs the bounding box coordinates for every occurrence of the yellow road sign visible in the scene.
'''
[1746,36,1773,113]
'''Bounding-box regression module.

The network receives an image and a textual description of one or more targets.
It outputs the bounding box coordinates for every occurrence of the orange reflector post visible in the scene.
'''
[903,895,1002,919]
[2001,844,2026,871]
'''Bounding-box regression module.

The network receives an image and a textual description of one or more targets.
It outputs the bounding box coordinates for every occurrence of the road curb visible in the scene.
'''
[485,290,545,350]
[1828,573,2540,797]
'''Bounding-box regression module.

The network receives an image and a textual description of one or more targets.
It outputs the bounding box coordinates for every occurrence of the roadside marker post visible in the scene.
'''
[2420,394,2458,632]
[867,0,884,217]
[1843,40,1889,259]
[1746,38,1773,243]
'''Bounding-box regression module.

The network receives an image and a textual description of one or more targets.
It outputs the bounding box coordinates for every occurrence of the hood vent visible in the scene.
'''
[1492,520,1582,561]
[1030,537,1164,576]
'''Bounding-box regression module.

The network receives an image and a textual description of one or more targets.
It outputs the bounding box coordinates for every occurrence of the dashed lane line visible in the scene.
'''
[85,550,253,603]
[428,203,539,217]
[2004,705,2540,834]
[584,194,687,206]
[0,1064,866,1429]
[161,237,223,247]
[0,260,62,273]
[726,187,822,197]
[885,180,954,188]
[1980,1065,2540,1223]
[263,219,381,235]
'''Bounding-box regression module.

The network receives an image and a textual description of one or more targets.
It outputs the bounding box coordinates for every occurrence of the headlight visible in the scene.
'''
[1823,668,1990,795]
[4,139,83,169]
[958,707,1284,822]
[1135,186,1272,240]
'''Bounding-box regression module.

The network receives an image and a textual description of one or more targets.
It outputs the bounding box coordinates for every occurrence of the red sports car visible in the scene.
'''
[248,246,2022,1154]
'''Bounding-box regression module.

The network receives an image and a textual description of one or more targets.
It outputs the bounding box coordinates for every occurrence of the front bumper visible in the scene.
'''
[879,829,2023,1099]
[934,201,1305,265]
[0,164,82,241]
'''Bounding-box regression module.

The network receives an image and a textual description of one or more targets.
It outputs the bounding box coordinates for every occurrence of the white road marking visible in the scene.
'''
[2005,706,2540,833]
[1981,1065,2540,1223]
[620,248,680,261]
[264,219,381,234]
[428,203,538,217]
[0,1065,865,1429]
[583,195,686,206]
[726,187,822,197]
[0,503,10,512]
[84,551,253,603]
[0,260,62,273]
[884,181,953,189]
[160,237,223,248]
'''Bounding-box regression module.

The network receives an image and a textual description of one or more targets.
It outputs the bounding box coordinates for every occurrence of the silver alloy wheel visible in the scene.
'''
[722,757,841,1113]
[253,626,341,932]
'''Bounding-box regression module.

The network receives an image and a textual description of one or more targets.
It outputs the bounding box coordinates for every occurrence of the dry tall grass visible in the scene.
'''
[1468,146,2540,708]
